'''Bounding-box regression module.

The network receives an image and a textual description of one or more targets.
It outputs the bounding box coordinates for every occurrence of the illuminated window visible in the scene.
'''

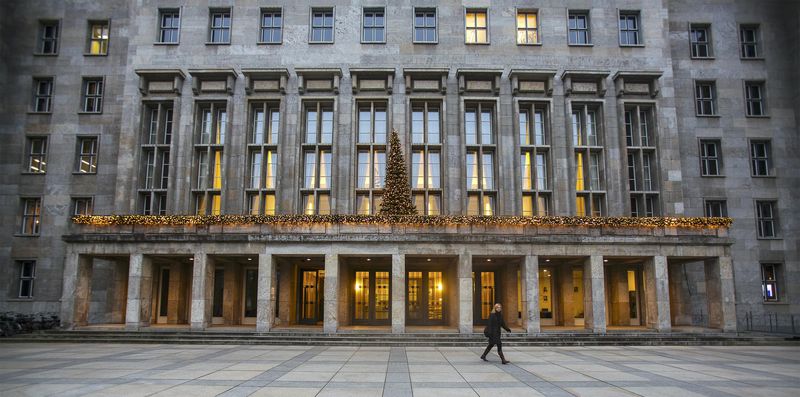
[72,197,93,216]
[761,263,780,302]
[20,198,42,235]
[86,21,109,55]
[465,9,488,44]
[247,102,279,215]
[411,101,442,215]
[520,103,550,216]
[194,103,226,215]
[76,137,98,174]
[516,11,538,45]
[573,104,604,216]
[302,102,333,214]
[25,137,47,174]
[32,77,53,113]
[356,102,387,214]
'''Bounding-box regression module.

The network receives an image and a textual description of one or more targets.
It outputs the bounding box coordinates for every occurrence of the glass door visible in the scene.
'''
[353,270,391,325]
[627,269,641,326]
[299,269,324,324]
[156,267,170,324]
[212,268,224,325]
[473,271,496,326]
[242,268,258,325]
[407,270,445,325]
[539,267,555,326]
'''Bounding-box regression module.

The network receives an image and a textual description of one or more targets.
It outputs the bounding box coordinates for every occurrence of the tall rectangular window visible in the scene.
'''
[76,137,98,173]
[20,198,41,235]
[745,81,766,116]
[516,11,539,45]
[87,21,109,55]
[414,9,437,43]
[259,9,282,43]
[625,106,659,216]
[464,103,495,215]
[690,24,712,58]
[573,104,604,216]
[302,102,333,214]
[568,11,590,45]
[311,9,334,43]
[72,197,93,216]
[411,101,442,215]
[755,200,778,238]
[81,77,104,113]
[619,11,641,45]
[37,20,59,54]
[247,102,280,215]
[750,140,772,176]
[32,78,53,113]
[699,139,722,176]
[158,9,180,43]
[362,8,385,43]
[140,103,173,215]
[194,103,226,215]
[704,200,727,217]
[740,24,760,59]
[520,104,550,216]
[17,261,36,298]
[695,81,716,116]
[209,9,231,44]
[26,137,47,174]
[761,263,780,301]
[465,9,488,44]
[356,102,387,214]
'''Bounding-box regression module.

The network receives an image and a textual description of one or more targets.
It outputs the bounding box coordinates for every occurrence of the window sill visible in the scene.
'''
[568,43,593,47]
[701,174,725,178]
[762,301,789,305]
[756,237,782,241]
[745,115,770,119]
[27,111,52,115]
[465,42,491,45]
[751,174,776,179]
[695,114,720,118]
[413,41,438,45]
[256,41,283,45]
[83,53,108,57]
[72,172,98,175]
[517,43,543,46]
[153,42,180,46]
[6,298,35,302]
[690,56,715,60]
[13,234,40,238]
[741,57,765,61]
[205,42,231,46]
[309,41,335,45]
[20,172,47,176]
[33,53,59,57]
[620,44,645,48]
[361,40,386,44]
[78,111,104,115]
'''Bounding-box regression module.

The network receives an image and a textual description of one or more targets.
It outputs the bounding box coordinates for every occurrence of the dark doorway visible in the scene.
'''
[298,269,325,324]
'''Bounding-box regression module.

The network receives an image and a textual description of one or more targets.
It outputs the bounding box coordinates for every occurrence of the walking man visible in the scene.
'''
[481,303,511,364]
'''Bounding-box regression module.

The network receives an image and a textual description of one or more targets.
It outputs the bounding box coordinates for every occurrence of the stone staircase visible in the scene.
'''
[3,330,798,346]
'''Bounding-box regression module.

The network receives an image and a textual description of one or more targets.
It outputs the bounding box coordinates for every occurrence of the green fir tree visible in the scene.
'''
[379,129,417,216]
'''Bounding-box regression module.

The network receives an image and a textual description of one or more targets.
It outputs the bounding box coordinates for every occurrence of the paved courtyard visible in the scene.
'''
[0,343,798,396]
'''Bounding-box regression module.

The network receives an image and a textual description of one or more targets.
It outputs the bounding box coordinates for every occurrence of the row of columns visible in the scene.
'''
[61,252,737,333]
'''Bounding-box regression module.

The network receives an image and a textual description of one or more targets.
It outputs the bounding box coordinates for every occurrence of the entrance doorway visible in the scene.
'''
[151,257,192,325]
[473,271,497,326]
[407,271,445,325]
[539,267,555,326]
[352,270,391,325]
[299,269,325,324]
[605,263,644,327]
[156,266,171,324]
[242,267,258,325]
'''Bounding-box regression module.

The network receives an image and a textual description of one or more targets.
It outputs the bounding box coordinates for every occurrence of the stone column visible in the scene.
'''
[256,253,276,332]
[583,255,607,333]
[391,253,406,334]
[705,256,736,332]
[125,254,154,330]
[522,255,540,334]
[323,253,339,334]
[60,253,92,329]
[644,256,671,332]
[458,252,473,334]
[190,252,213,330]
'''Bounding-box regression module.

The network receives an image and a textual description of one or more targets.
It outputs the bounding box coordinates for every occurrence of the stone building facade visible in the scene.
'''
[0,0,797,334]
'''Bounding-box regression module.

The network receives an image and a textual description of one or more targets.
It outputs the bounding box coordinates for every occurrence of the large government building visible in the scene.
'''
[1,0,797,335]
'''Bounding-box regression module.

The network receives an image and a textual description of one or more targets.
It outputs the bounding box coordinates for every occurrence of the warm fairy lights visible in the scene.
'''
[72,214,732,229]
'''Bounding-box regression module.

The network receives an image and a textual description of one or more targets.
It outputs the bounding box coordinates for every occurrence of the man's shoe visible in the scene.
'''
[480,355,488,361]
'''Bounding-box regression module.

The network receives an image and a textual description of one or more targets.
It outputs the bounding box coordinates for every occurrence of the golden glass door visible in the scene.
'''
[539,267,555,326]
[472,271,496,325]
[299,269,324,324]
[375,271,390,321]
[407,271,423,321]
[354,271,370,321]
[353,270,391,324]
[407,270,445,325]
[428,271,443,320]
[627,269,641,326]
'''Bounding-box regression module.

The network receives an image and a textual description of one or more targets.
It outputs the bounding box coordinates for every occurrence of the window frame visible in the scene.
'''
[413,7,438,44]
[19,198,42,236]
[208,8,232,45]
[258,8,283,44]
[572,103,606,217]
[193,102,228,215]
[309,7,335,44]
[361,7,386,44]
[703,199,728,218]
[355,100,388,215]
[410,100,443,215]
[17,260,36,298]
[698,139,723,177]
[75,136,99,174]
[85,19,110,56]
[464,102,497,216]
[71,196,94,216]
[744,80,767,117]
[156,8,181,45]
[567,10,591,46]
[301,101,335,215]
[464,8,489,45]
[519,102,551,217]
[754,200,779,239]
[739,23,762,60]
[80,76,105,114]
[24,136,48,174]
[761,263,781,302]
[689,23,713,59]
[694,80,717,117]
[516,9,540,46]
[31,77,54,114]
[35,19,60,55]
[749,139,773,177]
[618,10,642,47]
[246,101,281,215]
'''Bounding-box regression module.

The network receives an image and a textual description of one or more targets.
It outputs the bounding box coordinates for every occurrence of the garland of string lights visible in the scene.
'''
[72,214,732,228]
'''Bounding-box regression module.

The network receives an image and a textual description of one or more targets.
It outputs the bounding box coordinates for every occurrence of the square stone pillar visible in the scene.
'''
[644,256,671,332]
[125,254,154,330]
[323,253,339,334]
[584,255,607,333]
[458,252,473,334]
[522,255,540,334]
[256,253,276,332]
[705,256,737,332]
[391,253,406,334]
[60,253,92,329]
[190,252,213,330]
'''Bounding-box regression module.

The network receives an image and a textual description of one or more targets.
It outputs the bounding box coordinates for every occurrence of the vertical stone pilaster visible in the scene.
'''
[125,254,148,330]
[458,252,473,334]
[73,256,93,327]
[584,255,607,333]
[644,256,671,332]
[256,253,276,332]
[391,253,405,334]
[323,253,339,333]
[705,256,736,332]
[60,253,91,329]
[190,252,213,330]
[522,255,540,334]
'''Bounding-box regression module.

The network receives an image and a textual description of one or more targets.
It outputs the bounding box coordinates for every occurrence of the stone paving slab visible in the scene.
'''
[0,343,797,396]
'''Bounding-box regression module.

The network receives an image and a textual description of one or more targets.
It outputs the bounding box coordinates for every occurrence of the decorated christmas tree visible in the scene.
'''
[379,129,418,216]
